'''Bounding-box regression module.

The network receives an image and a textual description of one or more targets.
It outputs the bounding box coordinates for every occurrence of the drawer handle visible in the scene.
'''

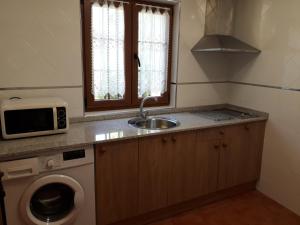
[219,131,225,135]
[171,137,177,142]
[222,143,228,149]
[245,125,250,131]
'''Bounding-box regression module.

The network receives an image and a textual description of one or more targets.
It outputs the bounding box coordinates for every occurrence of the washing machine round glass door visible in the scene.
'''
[19,175,85,225]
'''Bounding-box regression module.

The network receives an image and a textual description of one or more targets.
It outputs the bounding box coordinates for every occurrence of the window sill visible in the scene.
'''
[85,105,175,117]
[71,104,176,123]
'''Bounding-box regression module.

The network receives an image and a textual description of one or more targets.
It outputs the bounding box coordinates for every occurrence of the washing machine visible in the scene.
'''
[0,146,96,225]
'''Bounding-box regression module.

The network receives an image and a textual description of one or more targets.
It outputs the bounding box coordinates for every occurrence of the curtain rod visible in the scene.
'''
[95,0,130,4]
[136,3,171,11]
[94,1,170,9]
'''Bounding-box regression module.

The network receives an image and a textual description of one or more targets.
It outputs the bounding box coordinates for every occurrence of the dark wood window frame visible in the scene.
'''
[82,0,174,111]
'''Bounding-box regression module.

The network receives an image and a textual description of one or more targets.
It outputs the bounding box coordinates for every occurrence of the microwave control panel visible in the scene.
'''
[56,107,67,129]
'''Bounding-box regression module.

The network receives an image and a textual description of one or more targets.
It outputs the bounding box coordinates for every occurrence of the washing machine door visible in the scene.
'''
[19,175,84,225]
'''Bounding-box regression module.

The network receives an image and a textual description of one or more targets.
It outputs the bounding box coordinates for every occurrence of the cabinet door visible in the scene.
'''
[196,129,221,195]
[95,140,139,225]
[218,122,266,189]
[242,121,266,181]
[167,130,220,205]
[168,131,197,205]
[138,135,170,214]
[0,172,6,225]
[0,208,2,225]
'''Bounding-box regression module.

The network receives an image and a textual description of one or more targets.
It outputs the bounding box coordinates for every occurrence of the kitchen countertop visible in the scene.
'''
[0,105,268,162]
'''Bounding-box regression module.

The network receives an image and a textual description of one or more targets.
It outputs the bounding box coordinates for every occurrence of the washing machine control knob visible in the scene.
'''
[47,159,55,169]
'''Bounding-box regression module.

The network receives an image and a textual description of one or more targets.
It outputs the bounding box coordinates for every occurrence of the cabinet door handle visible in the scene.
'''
[222,143,228,149]
[162,137,168,143]
[171,137,177,142]
[214,145,220,150]
[219,131,225,135]
[245,125,250,131]
[99,147,107,154]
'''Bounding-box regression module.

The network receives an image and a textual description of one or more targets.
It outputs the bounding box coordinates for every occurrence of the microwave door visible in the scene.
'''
[4,108,55,135]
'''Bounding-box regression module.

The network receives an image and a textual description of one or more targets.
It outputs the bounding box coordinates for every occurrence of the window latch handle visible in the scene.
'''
[134,53,141,67]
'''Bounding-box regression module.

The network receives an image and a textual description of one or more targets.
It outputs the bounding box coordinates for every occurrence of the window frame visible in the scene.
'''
[82,0,174,111]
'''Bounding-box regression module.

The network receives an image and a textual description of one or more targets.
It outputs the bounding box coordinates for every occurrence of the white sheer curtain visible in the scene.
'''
[138,7,170,98]
[91,1,125,101]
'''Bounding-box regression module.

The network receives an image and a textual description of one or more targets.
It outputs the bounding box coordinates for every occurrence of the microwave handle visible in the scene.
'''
[0,172,7,225]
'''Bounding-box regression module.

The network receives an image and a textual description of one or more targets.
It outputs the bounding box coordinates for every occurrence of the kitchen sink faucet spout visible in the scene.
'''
[139,96,158,119]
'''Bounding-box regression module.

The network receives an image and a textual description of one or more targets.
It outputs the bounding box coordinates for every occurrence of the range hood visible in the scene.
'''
[192,34,261,54]
[192,0,261,54]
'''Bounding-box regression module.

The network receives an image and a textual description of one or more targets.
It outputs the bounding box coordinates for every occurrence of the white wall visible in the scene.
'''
[0,0,229,117]
[174,0,229,107]
[0,0,84,117]
[228,0,300,215]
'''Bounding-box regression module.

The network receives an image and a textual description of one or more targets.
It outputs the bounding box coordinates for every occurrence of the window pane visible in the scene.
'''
[138,8,170,98]
[91,2,125,101]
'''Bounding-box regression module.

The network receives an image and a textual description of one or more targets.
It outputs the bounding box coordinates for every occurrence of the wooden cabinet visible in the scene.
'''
[0,172,5,225]
[95,121,266,225]
[195,129,221,195]
[168,131,198,205]
[168,131,219,205]
[95,140,139,225]
[218,121,265,189]
[139,130,223,209]
[0,205,3,225]
[138,131,213,211]
[0,198,3,225]
[138,135,170,214]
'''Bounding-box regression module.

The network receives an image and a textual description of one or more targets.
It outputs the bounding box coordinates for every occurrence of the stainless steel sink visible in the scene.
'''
[129,117,180,130]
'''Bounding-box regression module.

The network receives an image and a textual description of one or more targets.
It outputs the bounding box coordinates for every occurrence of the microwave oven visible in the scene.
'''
[0,97,69,139]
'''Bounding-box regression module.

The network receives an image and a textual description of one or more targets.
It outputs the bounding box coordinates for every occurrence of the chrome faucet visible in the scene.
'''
[139,96,158,119]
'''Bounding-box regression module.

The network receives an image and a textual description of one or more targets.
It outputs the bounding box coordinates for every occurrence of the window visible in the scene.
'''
[82,0,173,111]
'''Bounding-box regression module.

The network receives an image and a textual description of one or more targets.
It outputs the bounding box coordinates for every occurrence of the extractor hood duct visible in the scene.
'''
[191,0,261,54]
